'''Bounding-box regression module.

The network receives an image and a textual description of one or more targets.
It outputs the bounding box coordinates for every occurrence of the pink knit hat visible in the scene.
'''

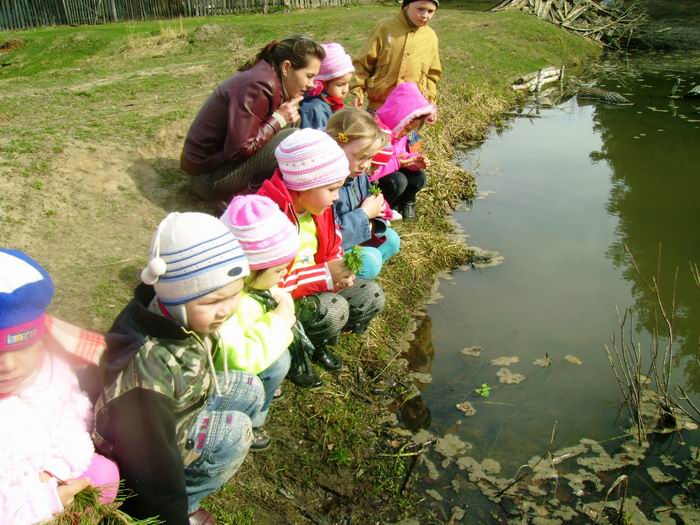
[275,128,350,191]
[315,43,355,82]
[221,195,300,270]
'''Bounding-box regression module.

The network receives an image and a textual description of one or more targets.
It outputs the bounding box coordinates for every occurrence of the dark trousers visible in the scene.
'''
[377,168,427,209]
[190,127,297,203]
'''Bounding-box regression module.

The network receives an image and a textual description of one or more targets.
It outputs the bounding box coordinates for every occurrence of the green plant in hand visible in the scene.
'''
[50,485,162,524]
[474,383,491,398]
[369,183,382,196]
[343,246,363,275]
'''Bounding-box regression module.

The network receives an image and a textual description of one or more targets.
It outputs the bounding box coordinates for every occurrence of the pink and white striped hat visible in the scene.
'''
[275,128,350,191]
[316,43,355,82]
[221,195,300,270]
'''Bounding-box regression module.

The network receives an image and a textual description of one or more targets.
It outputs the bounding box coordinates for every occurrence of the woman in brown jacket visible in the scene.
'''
[181,36,325,203]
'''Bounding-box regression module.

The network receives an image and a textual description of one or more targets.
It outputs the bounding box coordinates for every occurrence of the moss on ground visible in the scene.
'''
[2,2,600,522]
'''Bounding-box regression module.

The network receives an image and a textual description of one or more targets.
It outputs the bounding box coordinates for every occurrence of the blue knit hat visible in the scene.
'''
[0,249,54,351]
[140,212,250,326]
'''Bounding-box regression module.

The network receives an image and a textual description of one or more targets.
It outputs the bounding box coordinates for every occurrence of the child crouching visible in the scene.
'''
[0,249,119,524]
[93,212,265,524]
[328,108,401,280]
[300,43,355,130]
[218,194,324,450]
[258,128,385,371]
[370,82,436,220]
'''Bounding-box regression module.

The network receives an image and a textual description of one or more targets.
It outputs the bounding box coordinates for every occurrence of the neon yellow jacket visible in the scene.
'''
[350,11,442,110]
[215,292,293,375]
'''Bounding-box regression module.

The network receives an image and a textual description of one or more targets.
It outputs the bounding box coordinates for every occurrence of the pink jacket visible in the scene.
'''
[0,323,103,525]
[369,83,436,183]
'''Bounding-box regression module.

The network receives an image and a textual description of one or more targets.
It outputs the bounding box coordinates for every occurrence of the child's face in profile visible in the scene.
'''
[340,138,375,178]
[398,116,426,138]
[185,280,245,335]
[326,73,353,99]
[0,341,43,395]
[404,1,437,27]
[294,180,345,215]
[251,262,290,290]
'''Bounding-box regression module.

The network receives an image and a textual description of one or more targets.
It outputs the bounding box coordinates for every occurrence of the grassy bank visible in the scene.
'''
[1,2,599,522]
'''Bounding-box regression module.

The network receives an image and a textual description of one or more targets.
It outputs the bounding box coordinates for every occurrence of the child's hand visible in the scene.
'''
[277,96,304,124]
[412,154,430,170]
[360,194,385,219]
[397,152,415,168]
[327,259,353,288]
[426,111,437,125]
[335,273,355,291]
[351,97,363,108]
[271,290,296,327]
[57,478,91,507]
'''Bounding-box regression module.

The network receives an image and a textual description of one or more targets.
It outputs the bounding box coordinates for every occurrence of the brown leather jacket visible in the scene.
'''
[180,60,284,176]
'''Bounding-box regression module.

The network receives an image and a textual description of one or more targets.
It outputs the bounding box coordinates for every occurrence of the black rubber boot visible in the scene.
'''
[287,322,324,388]
[400,200,417,220]
[312,346,342,371]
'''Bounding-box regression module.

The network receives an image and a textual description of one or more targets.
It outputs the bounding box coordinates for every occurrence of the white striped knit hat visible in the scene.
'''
[221,195,300,270]
[316,43,355,82]
[275,128,350,191]
[141,212,250,307]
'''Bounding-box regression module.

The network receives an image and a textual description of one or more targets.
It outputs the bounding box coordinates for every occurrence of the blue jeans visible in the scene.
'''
[184,371,264,513]
[252,349,291,428]
[357,228,401,280]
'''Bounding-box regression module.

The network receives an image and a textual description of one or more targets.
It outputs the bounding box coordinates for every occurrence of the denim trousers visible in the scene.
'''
[357,228,401,280]
[184,371,264,513]
[252,349,291,428]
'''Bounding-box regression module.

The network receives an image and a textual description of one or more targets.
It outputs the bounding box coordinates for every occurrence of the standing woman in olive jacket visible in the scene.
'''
[181,36,325,203]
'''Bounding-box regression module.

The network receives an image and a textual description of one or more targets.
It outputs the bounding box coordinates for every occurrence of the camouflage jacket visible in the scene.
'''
[93,284,214,524]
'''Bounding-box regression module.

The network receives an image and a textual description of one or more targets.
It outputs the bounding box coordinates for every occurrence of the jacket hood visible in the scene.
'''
[257,170,295,216]
[376,82,436,136]
[102,283,187,374]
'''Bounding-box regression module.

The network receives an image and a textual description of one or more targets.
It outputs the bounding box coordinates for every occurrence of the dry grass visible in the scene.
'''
[122,20,188,59]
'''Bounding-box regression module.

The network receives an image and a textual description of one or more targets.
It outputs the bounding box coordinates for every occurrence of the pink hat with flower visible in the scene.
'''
[275,128,350,191]
[315,43,355,82]
[221,195,300,270]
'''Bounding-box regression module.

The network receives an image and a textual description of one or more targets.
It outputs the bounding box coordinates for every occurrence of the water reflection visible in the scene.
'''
[399,314,434,431]
[590,54,700,391]
[404,51,700,520]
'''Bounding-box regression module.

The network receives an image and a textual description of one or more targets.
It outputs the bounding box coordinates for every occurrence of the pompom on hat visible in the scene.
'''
[141,212,250,325]
[275,128,350,191]
[315,43,355,82]
[221,195,300,270]
[0,249,54,352]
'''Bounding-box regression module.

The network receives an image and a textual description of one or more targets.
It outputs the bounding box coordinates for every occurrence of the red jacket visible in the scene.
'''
[257,171,344,299]
[180,60,284,176]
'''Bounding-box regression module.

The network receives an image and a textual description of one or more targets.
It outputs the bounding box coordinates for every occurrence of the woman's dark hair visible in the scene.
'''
[239,36,326,72]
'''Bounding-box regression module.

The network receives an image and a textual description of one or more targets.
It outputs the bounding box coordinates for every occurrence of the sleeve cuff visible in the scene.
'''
[271,112,287,129]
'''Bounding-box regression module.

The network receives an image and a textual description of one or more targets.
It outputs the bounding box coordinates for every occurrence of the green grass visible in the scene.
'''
[0,2,600,522]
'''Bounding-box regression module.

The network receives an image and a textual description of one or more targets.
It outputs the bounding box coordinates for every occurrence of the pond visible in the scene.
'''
[402,51,700,523]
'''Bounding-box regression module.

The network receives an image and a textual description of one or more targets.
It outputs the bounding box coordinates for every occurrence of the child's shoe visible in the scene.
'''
[312,346,342,372]
[251,429,272,451]
[400,201,416,221]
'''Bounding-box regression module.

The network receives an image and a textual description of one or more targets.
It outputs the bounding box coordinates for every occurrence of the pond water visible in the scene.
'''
[404,51,700,522]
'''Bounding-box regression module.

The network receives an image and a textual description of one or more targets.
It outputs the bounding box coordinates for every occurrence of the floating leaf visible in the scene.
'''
[534,354,552,367]
[426,489,443,501]
[564,354,583,365]
[490,356,519,366]
[461,346,482,357]
[496,368,525,384]
[456,401,477,416]
[647,467,676,484]
[474,383,491,397]
[435,433,471,458]
[343,246,363,274]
